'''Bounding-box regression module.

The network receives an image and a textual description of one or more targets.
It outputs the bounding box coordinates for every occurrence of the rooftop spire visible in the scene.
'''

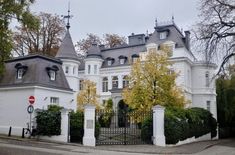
[62,2,73,30]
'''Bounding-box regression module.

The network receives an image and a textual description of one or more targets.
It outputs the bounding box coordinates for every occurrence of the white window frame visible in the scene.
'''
[159,32,167,40]
[120,58,125,65]
[206,101,211,112]
[88,65,91,74]
[107,60,112,66]
[50,97,59,105]
[94,65,98,74]
[102,77,108,92]
[49,70,56,81]
[65,66,69,74]
[205,71,210,87]
[17,68,23,79]
[123,75,129,88]
[79,79,84,90]
[112,76,118,89]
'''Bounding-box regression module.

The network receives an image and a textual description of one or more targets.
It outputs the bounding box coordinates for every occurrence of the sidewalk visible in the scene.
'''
[0,134,227,154]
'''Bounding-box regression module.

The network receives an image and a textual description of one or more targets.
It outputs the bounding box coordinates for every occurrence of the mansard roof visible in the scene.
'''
[78,21,194,71]
[56,30,79,61]
[0,55,72,91]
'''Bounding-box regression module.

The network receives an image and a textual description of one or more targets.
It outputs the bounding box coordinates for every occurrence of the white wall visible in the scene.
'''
[0,86,74,136]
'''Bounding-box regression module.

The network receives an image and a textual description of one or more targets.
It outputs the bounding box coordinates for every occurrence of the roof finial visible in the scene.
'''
[62,2,73,30]
[172,15,175,23]
[155,18,158,27]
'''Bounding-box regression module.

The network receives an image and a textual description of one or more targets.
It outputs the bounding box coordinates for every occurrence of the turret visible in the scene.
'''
[84,43,104,93]
[55,29,80,92]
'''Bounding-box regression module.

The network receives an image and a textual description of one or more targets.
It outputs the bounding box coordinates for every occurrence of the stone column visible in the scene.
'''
[83,105,96,146]
[152,105,165,146]
[118,75,122,89]
[60,108,71,142]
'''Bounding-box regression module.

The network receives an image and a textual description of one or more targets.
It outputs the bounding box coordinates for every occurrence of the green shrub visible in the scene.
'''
[141,107,217,144]
[36,105,62,136]
[70,111,100,143]
[141,116,153,144]
[98,111,113,127]
[70,111,84,143]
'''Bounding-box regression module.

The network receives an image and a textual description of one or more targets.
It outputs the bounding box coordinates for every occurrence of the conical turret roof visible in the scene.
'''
[86,43,102,59]
[56,30,79,61]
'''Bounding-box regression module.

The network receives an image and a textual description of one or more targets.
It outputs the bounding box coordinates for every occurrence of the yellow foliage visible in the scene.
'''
[122,47,186,113]
[77,80,100,110]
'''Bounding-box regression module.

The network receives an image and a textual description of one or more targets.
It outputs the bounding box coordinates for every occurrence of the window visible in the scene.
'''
[206,101,211,112]
[120,59,125,65]
[205,71,209,87]
[112,76,118,89]
[50,97,59,104]
[73,66,76,75]
[65,66,69,74]
[159,32,167,40]
[94,65,98,74]
[88,65,91,74]
[79,79,84,90]
[102,77,108,92]
[132,57,138,63]
[49,70,56,81]
[123,75,129,88]
[17,69,24,79]
[107,60,112,66]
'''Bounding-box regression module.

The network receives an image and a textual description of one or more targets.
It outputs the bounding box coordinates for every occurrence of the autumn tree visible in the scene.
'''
[0,0,38,75]
[13,12,65,57]
[194,0,235,75]
[77,80,100,110]
[122,47,186,113]
[103,33,126,48]
[75,33,102,54]
[75,33,126,54]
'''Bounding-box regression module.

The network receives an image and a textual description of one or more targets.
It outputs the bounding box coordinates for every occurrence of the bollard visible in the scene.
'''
[8,126,12,137]
[22,128,25,138]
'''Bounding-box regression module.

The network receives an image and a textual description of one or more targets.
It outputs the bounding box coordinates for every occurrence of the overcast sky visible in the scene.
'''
[31,0,201,42]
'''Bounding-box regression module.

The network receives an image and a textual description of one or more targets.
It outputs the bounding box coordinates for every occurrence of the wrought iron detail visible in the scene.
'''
[96,109,152,145]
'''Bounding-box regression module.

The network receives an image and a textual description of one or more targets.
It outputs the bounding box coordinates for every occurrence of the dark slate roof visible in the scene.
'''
[147,22,186,47]
[0,55,72,91]
[86,43,102,59]
[56,30,79,61]
[78,22,192,71]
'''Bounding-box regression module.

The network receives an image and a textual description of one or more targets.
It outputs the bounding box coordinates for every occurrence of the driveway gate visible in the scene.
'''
[96,110,152,145]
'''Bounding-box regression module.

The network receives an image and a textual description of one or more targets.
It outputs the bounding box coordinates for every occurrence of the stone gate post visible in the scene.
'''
[152,105,165,146]
[83,105,96,146]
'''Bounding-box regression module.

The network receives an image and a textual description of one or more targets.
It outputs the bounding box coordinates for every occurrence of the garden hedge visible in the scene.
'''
[141,107,217,144]
[70,111,100,143]
[36,105,62,136]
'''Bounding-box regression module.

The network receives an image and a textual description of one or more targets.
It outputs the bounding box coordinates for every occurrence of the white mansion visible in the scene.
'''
[56,20,217,118]
[0,20,217,136]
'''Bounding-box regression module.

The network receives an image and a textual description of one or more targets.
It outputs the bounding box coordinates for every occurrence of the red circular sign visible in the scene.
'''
[29,96,35,104]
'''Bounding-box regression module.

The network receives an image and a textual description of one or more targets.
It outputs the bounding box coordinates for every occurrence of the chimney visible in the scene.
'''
[184,31,191,50]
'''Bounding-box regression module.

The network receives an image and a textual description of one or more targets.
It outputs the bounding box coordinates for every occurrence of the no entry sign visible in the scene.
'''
[28,96,35,104]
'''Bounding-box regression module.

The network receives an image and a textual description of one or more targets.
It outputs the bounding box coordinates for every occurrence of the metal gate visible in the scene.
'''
[96,109,152,145]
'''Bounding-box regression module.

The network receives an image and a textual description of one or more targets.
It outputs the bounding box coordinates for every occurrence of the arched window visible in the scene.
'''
[122,75,129,88]
[73,66,76,75]
[205,71,209,87]
[65,66,69,74]
[102,77,108,92]
[112,76,118,89]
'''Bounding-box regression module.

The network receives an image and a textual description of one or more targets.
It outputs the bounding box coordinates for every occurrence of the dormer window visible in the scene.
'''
[15,63,28,79]
[108,60,112,66]
[46,65,59,81]
[106,57,115,66]
[49,70,56,81]
[131,54,139,63]
[17,69,23,79]
[159,32,167,40]
[118,55,127,65]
